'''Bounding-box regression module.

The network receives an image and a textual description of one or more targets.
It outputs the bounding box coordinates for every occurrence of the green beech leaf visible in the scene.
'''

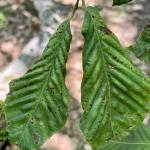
[0,101,7,141]
[113,0,132,5]
[99,125,150,150]
[129,24,150,65]
[80,6,150,148]
[5,19,72,150]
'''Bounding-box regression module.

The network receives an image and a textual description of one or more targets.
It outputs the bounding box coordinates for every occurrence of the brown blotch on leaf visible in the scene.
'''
[33,133,40,145]
[99,27,112,35]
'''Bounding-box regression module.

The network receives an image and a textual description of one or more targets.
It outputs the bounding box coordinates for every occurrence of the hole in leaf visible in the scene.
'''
[7,122,10,126]
[63,70,65,76]
[143,77,148,81]
[48,106,51,112]
[33,133,40,145]
[7,92,11,96]
[99,27,112,34]
[30,117,35,125]
[29,83,33,86]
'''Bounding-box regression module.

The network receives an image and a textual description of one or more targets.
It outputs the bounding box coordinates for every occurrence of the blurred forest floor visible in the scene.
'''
[0,0,150,150]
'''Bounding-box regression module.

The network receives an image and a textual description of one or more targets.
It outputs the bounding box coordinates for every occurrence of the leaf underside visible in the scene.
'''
[99,125,150,150]
[113,0,132,5]
[5,20,72,150]
[0,101,7,142]
[130,24,150,65]
[80,6,150,149]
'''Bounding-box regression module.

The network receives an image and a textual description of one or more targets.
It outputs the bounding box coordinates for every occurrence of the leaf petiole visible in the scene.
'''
[70,0,80,19]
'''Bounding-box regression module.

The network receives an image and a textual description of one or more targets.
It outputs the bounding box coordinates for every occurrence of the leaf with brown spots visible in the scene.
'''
[80,7,150,149]
[5,19,72,150]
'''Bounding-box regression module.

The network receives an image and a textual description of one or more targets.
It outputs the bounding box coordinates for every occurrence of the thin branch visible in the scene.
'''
[70,0,80,19]
[82,0,86,8]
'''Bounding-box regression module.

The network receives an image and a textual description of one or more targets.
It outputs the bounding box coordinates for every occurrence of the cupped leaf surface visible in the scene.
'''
[80,6,150,148]
[5,19,72,150]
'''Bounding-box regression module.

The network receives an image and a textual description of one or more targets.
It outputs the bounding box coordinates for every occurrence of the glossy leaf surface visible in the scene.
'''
[130,24,150,65]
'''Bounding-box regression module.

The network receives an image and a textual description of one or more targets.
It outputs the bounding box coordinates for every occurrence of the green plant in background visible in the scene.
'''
[0,12,6,28]
[1,0,150,149]
[129,24,150,65]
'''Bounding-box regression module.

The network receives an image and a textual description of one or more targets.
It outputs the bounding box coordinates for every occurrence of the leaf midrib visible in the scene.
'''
[19,22,69,146]
[86,9,115,138]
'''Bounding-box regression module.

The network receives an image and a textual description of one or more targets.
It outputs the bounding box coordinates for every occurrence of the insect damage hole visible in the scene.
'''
[32,133,40,145]
[30,117,35,125]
